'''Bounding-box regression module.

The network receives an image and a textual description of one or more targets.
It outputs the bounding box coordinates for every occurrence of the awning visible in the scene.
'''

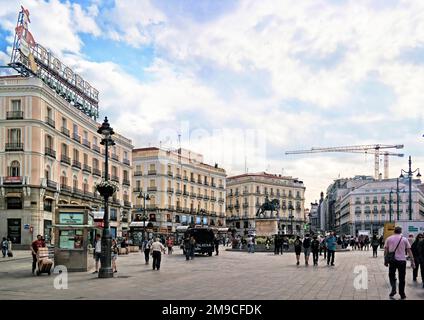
[5,192,22,198]
[129,221,148,227]
[44,196,55,200]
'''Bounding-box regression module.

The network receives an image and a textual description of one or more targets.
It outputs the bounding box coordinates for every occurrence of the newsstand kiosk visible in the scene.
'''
[54,204,99,272]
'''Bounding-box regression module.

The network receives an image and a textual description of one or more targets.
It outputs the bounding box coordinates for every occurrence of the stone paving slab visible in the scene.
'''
[0,247,423,300]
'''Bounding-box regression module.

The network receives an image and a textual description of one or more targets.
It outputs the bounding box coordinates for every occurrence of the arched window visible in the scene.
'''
[73,175,78,190]
[9,160,20,176]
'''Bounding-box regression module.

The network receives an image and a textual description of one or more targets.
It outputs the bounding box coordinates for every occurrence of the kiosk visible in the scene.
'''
[53,204,99,272]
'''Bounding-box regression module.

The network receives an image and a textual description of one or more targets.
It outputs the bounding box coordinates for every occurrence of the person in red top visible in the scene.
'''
[30,234,45,275]
[166,237,173,255]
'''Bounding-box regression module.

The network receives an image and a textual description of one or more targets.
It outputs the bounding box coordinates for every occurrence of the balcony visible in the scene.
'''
[72,133,81,143]
[255,203,260,208]
[92,168,101,177]
[175,189,182,195]
[123,158,130,166]
[190,192,196,198]
[133,187,142,193]
[82,139,91,148]
[204,195,210,200]
[204,181,209,186]
[45,147,56,159]
[72,160,81,169]
[110,216,117,222]
[211,196,217,201]
[60,184,71,193]
[134,171,142,176]
[147,186,157,192]
[124,200,131,208]
[218,198,224,203]
[219,185,224,189]
[183,176,188,181]
[243,203,249,208]
[111,175,119,183]
[166,171,173,177]
[227,205,234,210]
[73,188,84,196]
[123,179,130,186]
[3,176,23,184]
[183,191,189,197]
[235,191,239,196]
[211,183,216,188]
[103,173,110,180]
[61,127,70,137]
[121,217,128,223]
[190,178,196,183]
[112,198,121,206]
[175,174,181,180]
[148,170,157,175]
[372,200,378,204]
[60,154,71,165]
[355,201,361,205]
[83,164,91,173]
[197,179,202,184]
[5,142,24,151]
[167,188,174,194]
[197,194,203,200]
[168,205,175,211]
[45,117,55,128]
[84,191,93,198]
[176,206,183,212]
[111,153,119,161]
[6,111,23,119]
[47,180,57,189]
[92,144,100,153]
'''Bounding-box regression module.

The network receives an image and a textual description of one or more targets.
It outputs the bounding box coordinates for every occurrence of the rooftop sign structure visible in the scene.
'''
[8,6,99,120]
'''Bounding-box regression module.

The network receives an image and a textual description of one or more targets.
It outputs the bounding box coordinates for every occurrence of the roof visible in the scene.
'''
[227,172,301,182]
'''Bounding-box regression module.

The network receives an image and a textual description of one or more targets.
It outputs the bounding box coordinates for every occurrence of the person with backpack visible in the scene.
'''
[384,226,415,299]
[294,236,302,266]
[166,237,173,255]
[1,237,8,258]
[311,235,320,266]
[142,238,152,264]
[303,234,311,266]
[411,233,423,284]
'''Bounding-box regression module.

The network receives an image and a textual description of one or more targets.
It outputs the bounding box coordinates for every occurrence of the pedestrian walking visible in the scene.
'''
[371,234,380,258]
[247,235,255,253]
[265,237,271,250]
[326,231,337,266]
[214,236,220,256]
[320,236,327,259]
[311,235,320,266]
[364,236,370,251]
[92,234,101,274]
[31,235,46,275]
[1,237,8,258]
[183,234,191,261]
[417,234,424,288]
[303,234,311,266]
[150,238,165,271]
[111,239,118,273]
[384,227,415,299]
[274,235,280,255]
[411,233,424,284]
[189,236,196,260]
[166,237,173,255]
[7,238,13,257]
[294,236,302,266]
[142,238,152,264]
[379,235,384,249]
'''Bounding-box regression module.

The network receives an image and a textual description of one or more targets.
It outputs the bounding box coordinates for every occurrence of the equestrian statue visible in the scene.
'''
[256,196,280,218]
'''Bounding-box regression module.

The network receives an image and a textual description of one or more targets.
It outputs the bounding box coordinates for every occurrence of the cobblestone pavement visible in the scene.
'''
[0,247,423,300]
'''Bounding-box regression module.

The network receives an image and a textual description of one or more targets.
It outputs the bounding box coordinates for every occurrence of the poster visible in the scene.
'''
[59,212,84,225]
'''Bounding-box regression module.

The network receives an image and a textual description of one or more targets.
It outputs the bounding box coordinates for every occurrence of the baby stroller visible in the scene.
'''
[36,247,53,276]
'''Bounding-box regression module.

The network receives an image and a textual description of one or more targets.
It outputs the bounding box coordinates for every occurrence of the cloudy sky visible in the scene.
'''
[1,0,424,206]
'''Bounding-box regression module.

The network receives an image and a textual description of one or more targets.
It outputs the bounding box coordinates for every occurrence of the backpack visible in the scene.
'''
[303,238,311,249]
[2,240,8,248]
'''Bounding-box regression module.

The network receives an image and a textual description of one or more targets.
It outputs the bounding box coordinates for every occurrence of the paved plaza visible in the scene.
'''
[0,247,423,300]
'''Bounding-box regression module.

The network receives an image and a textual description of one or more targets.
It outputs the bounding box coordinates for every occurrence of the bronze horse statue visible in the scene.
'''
[256,197,280,218]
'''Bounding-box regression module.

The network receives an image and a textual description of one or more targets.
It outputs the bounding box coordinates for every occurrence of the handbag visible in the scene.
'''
[385,237,402,265]
[7,251,13,257]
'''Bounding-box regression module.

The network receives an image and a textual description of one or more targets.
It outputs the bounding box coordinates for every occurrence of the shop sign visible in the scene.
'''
[59,212,84,225]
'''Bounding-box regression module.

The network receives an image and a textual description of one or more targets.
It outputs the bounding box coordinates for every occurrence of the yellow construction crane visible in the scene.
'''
[285,144,404,179]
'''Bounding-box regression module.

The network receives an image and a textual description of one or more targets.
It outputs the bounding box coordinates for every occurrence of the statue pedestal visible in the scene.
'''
[255,218,278,237]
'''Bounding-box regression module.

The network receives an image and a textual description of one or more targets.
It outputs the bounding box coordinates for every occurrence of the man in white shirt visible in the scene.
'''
[93,234,102,274]
[151,238,165,271]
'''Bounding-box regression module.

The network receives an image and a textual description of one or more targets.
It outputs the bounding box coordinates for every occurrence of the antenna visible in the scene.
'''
[245,156,247,173]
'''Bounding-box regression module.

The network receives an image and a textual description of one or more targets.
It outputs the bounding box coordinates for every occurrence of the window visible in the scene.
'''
[62,143,68,156]
[124,151,128,160]
[112,166,117,176]
[45,166,51,180]
[83,154,88,165]
[83,131,88,140]
[73,124,78,135]
[149,164,155,170]
[7,198,22,209]
[93,158,99,169]
[11,99,21,111]
[45,135,53,149]
[62,117,67,128]
[47,106,53,119]
[93,136,98,146]
[9,161,20,177]
[8,128,21,143]
[123,170,128,180]
[73,176,78,189]
[73,149,79,161]
[44,199,53,212]
[150,179,155,187]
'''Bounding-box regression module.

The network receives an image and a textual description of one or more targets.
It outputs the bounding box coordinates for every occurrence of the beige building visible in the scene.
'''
[226,172,306,236]
[131,147,226,243]
[0,76,133,248]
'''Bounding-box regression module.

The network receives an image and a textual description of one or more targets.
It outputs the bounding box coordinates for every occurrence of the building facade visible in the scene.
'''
[225,172,306,236]
[335,178,424,235]
[0,76,133,248]
[131,147,226,242]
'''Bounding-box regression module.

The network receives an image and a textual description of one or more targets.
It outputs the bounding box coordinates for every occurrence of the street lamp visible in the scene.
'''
[97,117,115,279]
[137,192,150,242]
[288,205,294,235]
[400,156,421,220]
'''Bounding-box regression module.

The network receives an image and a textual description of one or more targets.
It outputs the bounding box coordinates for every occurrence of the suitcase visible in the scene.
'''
[37,258,53,276]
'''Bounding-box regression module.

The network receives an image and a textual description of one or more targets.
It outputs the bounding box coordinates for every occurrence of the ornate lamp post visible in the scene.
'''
[96,117,115,279]
[288,205,294,235]
[400,156,421,220]
[138,192,150,242]
[389,190,393,223]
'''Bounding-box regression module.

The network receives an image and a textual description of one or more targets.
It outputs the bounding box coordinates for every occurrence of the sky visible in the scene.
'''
[1,0,424,207]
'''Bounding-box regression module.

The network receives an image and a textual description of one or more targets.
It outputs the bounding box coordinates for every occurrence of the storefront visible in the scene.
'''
[8,218,21,244]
